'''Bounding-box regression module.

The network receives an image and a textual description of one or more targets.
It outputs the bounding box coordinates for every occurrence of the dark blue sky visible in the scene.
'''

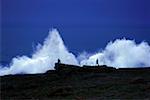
[1,0,150,63]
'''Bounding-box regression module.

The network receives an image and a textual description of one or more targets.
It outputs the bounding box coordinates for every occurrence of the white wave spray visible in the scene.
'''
[80,39,150,68]
[0,29,150,76]
[0,29,78,76]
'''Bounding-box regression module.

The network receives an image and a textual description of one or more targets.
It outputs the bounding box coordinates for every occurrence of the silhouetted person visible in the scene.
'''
[96,59,99,66]
[58,59,61,64]
[55,59,61,71]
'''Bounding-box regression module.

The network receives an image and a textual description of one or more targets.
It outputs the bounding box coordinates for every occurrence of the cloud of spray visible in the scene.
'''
[80,39,150,68]
[0,29,150,76]
[0,29,78,76]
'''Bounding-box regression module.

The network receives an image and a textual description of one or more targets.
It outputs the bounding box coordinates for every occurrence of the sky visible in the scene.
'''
[1,0,150,63]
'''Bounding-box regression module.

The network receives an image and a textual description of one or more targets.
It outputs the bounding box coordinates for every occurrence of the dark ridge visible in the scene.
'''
[1,63,150,99]
[52,63,150,73]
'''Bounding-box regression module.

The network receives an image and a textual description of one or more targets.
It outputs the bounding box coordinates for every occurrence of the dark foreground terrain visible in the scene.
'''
[1,64,150,100]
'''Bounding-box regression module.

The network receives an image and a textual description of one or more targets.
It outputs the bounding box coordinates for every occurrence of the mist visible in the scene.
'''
[0,29,150,76]
[0,29,78,76]
[80,39,150,68]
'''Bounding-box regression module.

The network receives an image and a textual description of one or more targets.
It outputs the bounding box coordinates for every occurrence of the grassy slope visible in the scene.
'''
[1,66,150,99]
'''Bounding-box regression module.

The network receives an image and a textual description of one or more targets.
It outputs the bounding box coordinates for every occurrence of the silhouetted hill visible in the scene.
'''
[1,63,150,99]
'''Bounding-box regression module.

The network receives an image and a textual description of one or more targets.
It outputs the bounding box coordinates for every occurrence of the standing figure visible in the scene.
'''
[58,59,61,64]
[96,59,99,66]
